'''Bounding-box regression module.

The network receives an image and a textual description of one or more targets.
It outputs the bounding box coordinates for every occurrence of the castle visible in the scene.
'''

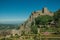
[11,7,54,36]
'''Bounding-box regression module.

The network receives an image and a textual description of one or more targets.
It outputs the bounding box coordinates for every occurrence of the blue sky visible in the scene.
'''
[0,0,60,24]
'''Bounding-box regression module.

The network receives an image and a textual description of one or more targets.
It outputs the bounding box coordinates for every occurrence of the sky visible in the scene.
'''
[0,0,60,24]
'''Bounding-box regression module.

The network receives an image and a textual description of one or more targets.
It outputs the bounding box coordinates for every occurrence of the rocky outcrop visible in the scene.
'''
[18,7,54,35]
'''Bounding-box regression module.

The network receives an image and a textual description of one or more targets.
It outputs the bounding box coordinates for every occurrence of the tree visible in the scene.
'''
[54,9,60,28]
[30,25,38,34]
[53,9,60,33]
[35,15,53,25]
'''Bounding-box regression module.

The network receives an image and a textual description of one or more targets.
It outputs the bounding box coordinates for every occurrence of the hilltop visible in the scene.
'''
[17,7,54,35]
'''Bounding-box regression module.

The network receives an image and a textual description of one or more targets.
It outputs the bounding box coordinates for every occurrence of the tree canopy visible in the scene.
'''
[35,15,53,25]
[54,9,60,28]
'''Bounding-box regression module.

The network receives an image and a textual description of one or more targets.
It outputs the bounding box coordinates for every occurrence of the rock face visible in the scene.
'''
[18,7,54,35]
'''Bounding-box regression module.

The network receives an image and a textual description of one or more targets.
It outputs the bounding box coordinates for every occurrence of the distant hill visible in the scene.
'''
[0,24,19,30]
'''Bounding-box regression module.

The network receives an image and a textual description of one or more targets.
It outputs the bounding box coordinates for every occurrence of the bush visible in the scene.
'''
[30,25,38,34]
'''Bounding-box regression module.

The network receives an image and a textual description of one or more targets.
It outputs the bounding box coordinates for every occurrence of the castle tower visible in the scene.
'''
[42,7,49,13]
[42,7,53,16]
